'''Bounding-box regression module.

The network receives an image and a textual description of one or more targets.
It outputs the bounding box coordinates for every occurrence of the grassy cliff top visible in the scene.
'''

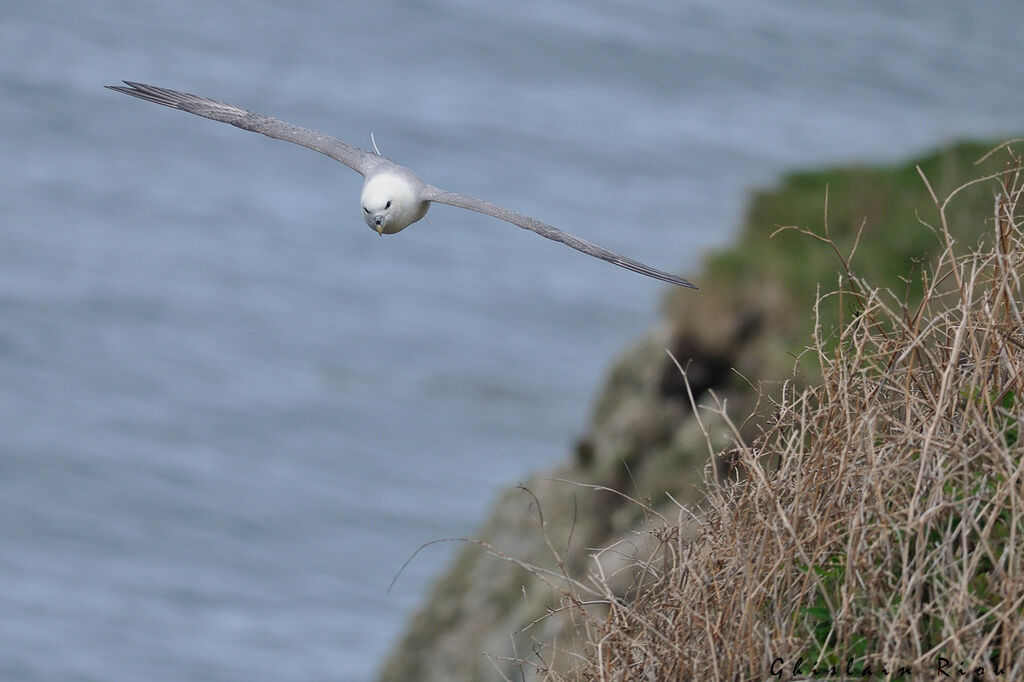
[664,139,1019,382]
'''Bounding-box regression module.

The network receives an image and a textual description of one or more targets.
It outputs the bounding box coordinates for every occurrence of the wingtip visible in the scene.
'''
[104,81,139,95]
[105,81,152,93]
[660,272,698,289]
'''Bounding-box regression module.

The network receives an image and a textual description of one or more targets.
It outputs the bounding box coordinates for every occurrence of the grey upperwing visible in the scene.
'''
[425,188,697,288]
[106,81,380,175]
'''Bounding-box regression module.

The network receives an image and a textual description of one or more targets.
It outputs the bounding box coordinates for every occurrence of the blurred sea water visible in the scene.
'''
[2,1,1022,680]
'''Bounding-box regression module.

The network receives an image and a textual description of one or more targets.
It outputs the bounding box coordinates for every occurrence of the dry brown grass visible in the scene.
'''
[523,143,1024,681]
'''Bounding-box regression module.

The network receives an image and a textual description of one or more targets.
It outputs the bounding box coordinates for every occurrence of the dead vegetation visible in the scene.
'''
[508,142,1024,681]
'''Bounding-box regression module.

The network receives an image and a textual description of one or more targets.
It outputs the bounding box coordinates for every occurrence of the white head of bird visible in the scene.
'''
[361,172,429,235]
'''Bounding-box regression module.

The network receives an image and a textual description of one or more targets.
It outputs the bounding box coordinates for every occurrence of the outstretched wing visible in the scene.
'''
[106,81,378,175]
[425,189,696,288]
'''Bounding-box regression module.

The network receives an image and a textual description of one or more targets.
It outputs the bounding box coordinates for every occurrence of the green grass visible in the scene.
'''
[665,140,1019,381]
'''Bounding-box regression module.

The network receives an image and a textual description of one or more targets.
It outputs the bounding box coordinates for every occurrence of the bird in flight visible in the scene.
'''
[107,81,696,288]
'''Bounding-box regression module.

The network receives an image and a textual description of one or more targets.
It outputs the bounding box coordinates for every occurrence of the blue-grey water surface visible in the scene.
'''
[2,1,1023,680]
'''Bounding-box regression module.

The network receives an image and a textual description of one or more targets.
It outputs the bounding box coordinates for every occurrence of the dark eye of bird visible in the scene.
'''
[385,200,391,209]
[363,207,369,214]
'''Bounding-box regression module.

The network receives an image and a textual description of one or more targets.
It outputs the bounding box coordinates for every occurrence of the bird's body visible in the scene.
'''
[106,81,696,288]
[360,169,430,235]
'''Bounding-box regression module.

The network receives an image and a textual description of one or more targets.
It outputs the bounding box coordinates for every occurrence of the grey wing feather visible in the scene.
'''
[426,189,697,288]
[106,81,378,175]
